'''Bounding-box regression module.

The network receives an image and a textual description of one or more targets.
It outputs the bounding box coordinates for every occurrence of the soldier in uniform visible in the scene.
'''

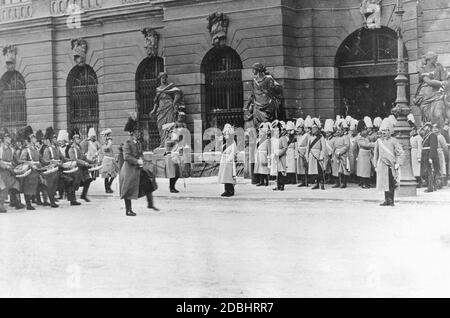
[35,129,50,206]
[331,119,350,188]
[100,128,119,194]
[308,118,326,190]
[0,129,25,212]
[285,121,297,184]
[19,126,41,210]
[408,114,423,188]
[434,124,448,188]
[218,124,237,197]
[56,130,70,200]
[270,121,288,191]
[41,127,62,208]
[163,122,182,193]
[348,118,359,183]
[67,129,95,205]
[254,122,270,187]
[82,128,101,180]
[356,120,375,189]
[120,115,159,216]
[373,117,404,206]
[323,118,335,185]
[295,118,309,187]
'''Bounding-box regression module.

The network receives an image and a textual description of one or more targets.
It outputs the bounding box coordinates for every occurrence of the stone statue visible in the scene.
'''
[360,0,382,29]
[71,38,88,66]
[3,45,16,71]
[414,52,448,125]
[207,12,229,47]
[244,63,282,128]
[141,28,159,57]
[151,72,186,147]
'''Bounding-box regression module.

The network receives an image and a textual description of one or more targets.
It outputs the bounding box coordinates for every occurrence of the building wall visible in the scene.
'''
[0,0,449,147]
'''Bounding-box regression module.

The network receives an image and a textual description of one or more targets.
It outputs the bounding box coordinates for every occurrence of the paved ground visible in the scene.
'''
[1,177,450,297]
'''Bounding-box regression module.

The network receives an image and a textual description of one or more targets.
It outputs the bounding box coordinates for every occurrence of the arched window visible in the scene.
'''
[135,56,164,151]
[201,46,243,129]
[0,70,26,131]
[66,65,99,138]
[336,27,409,118]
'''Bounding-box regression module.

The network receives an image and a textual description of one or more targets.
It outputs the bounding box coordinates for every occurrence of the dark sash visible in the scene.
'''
[309,135,322,151]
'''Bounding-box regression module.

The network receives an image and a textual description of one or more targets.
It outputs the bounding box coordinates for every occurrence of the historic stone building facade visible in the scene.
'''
[0,0,449,149]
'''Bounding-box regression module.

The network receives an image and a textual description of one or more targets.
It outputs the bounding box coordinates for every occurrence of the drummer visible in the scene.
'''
[41,127,62,208]
[100,128,119,194]
[67,129,95,205]
[56,129,69,200]
[0,128,25,212]
[18,126,41,210]
[82,128,101,180]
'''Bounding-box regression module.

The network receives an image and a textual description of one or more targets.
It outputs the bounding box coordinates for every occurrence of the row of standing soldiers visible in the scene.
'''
[0,126,119,213]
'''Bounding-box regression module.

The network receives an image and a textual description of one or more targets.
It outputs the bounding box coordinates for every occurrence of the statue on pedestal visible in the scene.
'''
[413,52,449,125]
[244,63,282,128]
[151,72,186,148]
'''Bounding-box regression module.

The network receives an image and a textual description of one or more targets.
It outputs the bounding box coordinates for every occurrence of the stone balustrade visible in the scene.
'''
[50,0,102,15]
[0,1,32,22]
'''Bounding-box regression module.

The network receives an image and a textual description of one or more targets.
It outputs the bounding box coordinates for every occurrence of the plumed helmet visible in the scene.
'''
[363,116,373,129]
[295,118,304,129]
[57,130,69,142]
[407,113,416,128]
[286,121,295,131]
[350,118,358,131]
[324,119,334,133]
[100,128,112,136]
[271,120,280,130]
[124,116,138,133]
[304,116,313,128]
[388,114,398,127]
[373,117,382,128]
[222,123,235,135]
[88,127,97,138]
[312,117,322,129]
[380,117,395,133]
[345,115,352,126]
[44,127,56,140]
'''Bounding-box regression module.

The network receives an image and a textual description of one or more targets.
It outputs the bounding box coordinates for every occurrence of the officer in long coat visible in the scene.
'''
[331,119,350,188]
[373,117,404,206]
[119,115,159,216]
[356,120,375,189]
[295,118,309,187]
[308,118,326,190]
[270,121,288,191]
[407,114,423,187]
[254,122,271,187]
[218,124,237,197]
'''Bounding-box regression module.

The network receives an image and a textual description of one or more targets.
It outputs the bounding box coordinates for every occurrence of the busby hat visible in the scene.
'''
[295,118,304,129]
[350,118,358,131]
[124,116,138,133]
[380,117,395,133]
[23,126,34,141]
[357,120,367,133]
[35,129,44,141]
[44,127,56,140]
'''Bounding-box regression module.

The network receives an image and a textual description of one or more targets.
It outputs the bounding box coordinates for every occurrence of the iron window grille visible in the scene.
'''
[0,70,26,132]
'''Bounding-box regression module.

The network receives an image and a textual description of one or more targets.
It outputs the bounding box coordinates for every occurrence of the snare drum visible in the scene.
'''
[62,161,78,174]
[14,163,32,178]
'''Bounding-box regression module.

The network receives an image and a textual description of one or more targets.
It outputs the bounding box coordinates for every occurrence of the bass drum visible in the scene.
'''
[14,163,32,179]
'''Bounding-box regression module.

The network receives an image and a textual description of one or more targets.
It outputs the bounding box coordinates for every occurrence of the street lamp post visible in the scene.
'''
[391,0,417,196]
